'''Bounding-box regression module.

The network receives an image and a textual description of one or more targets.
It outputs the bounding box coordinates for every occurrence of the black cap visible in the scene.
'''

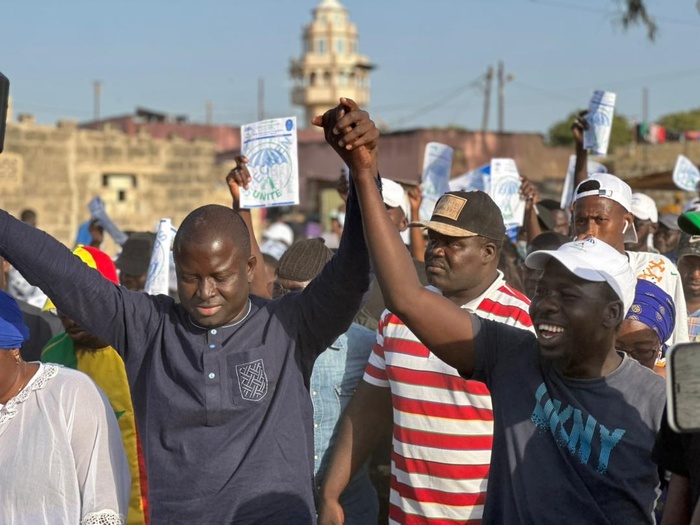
[409,191,506,241]
[115,232,156,276]
[676,232,700,261]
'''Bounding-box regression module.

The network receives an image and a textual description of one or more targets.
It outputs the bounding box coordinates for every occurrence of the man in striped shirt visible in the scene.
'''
[319,190,533,524]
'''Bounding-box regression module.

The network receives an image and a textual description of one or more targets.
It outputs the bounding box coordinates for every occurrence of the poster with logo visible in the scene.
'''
[241,117,299,208]
[489,158,525,229]
[419,142,453,222]
[672,155,700,193]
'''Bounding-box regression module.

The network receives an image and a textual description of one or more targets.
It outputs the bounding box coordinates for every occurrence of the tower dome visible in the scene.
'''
[290,0,374,127]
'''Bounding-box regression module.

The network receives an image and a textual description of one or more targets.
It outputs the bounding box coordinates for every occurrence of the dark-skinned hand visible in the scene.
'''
[571,110,589,149]
[519,175,539,212]
[226,155,251,212]
[311,97,379,175]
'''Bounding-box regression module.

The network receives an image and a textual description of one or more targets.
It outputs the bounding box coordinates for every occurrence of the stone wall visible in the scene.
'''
[1,120,232,255]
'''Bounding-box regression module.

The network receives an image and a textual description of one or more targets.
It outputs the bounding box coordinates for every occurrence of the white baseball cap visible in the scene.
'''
[525,237,636,314]
[262,222,294,247]
[573,173,637,244]
[631,193,659,223]
[381,178,409,219]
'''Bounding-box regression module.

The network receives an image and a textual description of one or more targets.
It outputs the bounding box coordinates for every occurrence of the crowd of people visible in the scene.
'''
[0,98,699,524]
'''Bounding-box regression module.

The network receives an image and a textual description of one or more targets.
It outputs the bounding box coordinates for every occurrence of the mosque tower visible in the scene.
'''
[290,0,374,127]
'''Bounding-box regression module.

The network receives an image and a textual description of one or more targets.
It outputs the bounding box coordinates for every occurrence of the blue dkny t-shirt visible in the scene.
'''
[472,316,666,525]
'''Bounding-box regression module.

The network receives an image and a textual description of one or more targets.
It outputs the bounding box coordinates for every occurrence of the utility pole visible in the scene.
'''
[257,77,265,121]
[205,101,213,125]
[642,87,649,123]
[93,80,101,121]
[482,66,494,132]
[497,61,514,133]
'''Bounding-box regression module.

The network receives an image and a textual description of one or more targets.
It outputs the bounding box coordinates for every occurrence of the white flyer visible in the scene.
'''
[240,117,299,208]
[489,158,525,228]
[448,164,490,193]
[584,90,616,157]
[672,155,700,192]
[419,142,453,222]
[145,219,175,296]
[560,155,608,210]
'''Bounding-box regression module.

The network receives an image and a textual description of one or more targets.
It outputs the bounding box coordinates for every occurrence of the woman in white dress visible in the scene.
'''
[0,290,130,524]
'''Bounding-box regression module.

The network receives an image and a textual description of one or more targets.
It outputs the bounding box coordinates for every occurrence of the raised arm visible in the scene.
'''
[408,185,426,262]
[520,175,542,242]
[314,98,477,377]
[226,155,271,299]
[318,381,392,525]
[572,110,589,187]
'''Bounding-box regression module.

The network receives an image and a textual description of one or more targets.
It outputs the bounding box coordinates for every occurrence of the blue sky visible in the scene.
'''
[3,0,699,134]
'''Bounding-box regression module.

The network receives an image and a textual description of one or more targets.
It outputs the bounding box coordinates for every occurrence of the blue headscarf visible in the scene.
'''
[625,279,675,350]
[0,291,30,349]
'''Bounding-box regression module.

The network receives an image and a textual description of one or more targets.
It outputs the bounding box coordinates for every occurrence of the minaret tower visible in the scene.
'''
[290,0,374,127]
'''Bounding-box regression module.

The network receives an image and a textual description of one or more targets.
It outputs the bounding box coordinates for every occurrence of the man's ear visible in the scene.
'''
[481,241,499,264]
[247,255,257,284]
[603,299,624,329]
[623,212,635,233]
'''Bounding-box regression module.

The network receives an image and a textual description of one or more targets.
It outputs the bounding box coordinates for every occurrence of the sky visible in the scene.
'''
[3,0,700,135]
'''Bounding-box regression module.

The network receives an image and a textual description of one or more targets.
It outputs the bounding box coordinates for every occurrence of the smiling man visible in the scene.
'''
[327,101,667,524]
[0,106,377,523]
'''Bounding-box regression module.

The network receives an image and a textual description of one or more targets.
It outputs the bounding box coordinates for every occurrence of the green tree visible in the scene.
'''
[547,112,634,149]
[657,108,700,133]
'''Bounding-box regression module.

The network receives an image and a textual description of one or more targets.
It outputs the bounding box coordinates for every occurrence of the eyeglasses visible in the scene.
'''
[619,346,659,362]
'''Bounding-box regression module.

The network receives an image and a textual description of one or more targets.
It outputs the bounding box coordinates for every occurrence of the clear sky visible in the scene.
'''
[3,0,699,135]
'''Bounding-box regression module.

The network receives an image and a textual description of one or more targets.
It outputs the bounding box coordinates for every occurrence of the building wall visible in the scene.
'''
[1,119,231,255]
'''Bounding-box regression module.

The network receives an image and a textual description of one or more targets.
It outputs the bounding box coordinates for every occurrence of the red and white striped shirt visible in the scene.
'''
[363,272,532,524]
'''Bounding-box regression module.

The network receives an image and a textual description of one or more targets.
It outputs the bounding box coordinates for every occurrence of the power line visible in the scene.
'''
[389,75,486,128]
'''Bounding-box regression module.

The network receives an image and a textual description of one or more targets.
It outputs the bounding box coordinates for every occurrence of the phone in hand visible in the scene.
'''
[666,342,700,433]
[0,72,9,153]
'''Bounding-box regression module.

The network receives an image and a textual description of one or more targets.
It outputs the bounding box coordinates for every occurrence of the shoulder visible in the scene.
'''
[476,283,533,329]
[615,357,666,414]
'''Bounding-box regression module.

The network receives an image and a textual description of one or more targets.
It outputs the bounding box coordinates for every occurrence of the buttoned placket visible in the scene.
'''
[204,327,224,426]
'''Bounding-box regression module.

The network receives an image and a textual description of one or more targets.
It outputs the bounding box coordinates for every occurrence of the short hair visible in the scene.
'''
[173,205,251,258]
[527,232,569,256]
[20,209,36,223]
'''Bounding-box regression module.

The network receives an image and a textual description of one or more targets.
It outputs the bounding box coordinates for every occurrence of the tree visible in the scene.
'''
[657,108,700,133]
[547,111,634,150]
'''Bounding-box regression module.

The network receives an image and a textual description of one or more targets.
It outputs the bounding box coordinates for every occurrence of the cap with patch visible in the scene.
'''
[676,232,700,261]
[573,173,637,243]
[631,193,658,223]
[525,237,636,314]
[409,190,505,240]
[381,178,409,218]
